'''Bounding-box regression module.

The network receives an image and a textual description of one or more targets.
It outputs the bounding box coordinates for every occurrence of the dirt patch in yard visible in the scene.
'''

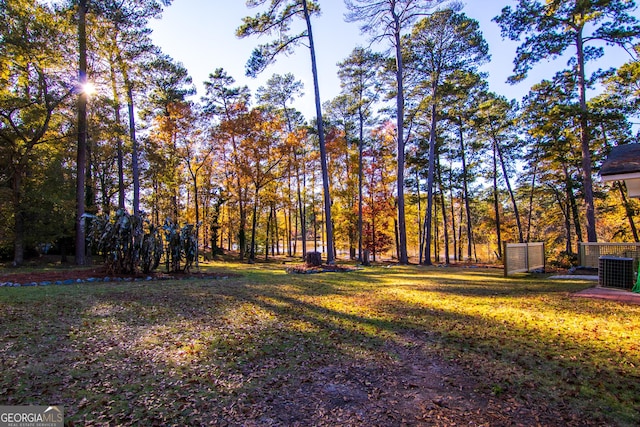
[227,333,596,426]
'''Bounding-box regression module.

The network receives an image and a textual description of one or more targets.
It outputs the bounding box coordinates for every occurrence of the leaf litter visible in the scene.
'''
[0,265,638,426]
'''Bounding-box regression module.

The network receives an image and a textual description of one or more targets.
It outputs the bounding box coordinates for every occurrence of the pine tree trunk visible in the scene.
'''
[416,169,423,264]
[358,107,365,263]
[108,57,126,210]
[11,172,24,266]
[127,86,140,217]
[303,0,334,263]
[265,204,272,260]
[75,0,88,266]
[423,100,438,265]
[563,162,583,249]
[437,158,450,264]
[394,19,408,265]
[492,143,502,260]
[526,159,539,243]
[576,29,597,242]
[449,173,458,262]
[494,135,524,243]
[458,119,473,261]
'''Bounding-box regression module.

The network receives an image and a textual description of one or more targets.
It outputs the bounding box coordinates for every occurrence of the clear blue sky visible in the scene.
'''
[149,0,635,120]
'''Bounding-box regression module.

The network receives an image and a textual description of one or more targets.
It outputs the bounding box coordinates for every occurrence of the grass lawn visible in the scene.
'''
[1,262,639,426]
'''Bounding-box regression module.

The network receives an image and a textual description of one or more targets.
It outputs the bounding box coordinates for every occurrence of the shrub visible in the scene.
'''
[140,222,163,274]
[162,219,197,273]
[88,211,197,275]
[88,210,162,275]
[550,250,579,269]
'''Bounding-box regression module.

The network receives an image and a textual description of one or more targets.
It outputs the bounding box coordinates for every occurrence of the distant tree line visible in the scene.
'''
[1,0,639,267]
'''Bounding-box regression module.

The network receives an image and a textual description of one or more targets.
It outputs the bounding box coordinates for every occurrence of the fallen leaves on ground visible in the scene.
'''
[0,264,638,426]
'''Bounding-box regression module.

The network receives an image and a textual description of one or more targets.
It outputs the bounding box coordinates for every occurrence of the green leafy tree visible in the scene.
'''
[0,0,73,265]
[201,68,252,260]
[474,94,524,245]
[404,7,489,264]
[602,43,640,130]
[141,55,195,224]
[363,122,396,261]
[336,47,383,262]
[441,71,487,262]
[324,95,358,258]
[93,0,171,216]
[520,72,586,254]
[256,73,308,258]
[589,94,639,242]
[495,0,640,242]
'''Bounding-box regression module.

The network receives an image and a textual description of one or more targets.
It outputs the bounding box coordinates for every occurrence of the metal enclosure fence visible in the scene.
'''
[579,242,640,268]
[504,242,545,276]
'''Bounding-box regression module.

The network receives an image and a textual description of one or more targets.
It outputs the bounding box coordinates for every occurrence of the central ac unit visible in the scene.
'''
[599,256,635,289]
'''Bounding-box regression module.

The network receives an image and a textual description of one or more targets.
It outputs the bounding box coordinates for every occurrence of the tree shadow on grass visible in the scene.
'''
[1,266,638,425]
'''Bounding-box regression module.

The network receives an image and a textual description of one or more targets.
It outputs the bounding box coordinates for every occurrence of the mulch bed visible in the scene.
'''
[0,265,234,286]
[285,264,361,274]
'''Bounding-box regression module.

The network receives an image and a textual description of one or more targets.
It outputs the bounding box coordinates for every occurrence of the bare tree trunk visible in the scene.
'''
[458,119,473,260]
[393,16,408,265]
[492,144,502,260]
[75,0,88,266]
[127,86,140,217]
[238,192,247,261]
[108,56,126,210]
[576,29,597,242]
[250,187,259,261]
[303,0,334,263]
[458,195,464,261]
[226,204,231,252]
[372,197,377,262]
[192,172,200,269]
[287,175,293,256]
[563,162,583,252]
[493,135,524,243]
[295,155,306,259]
[358,108,365,263]
[293,199,298,256]
[421,198,429,264]
[272,203,280,255]
[437,158,450,264]
[449,169,458,262]
[265,204,272,260]
[11,172,25,266]
[416,169,423,264]
[423,101,438,265]
[494,135,524,243]
[433,195,439,262]
[526,160,539,243]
